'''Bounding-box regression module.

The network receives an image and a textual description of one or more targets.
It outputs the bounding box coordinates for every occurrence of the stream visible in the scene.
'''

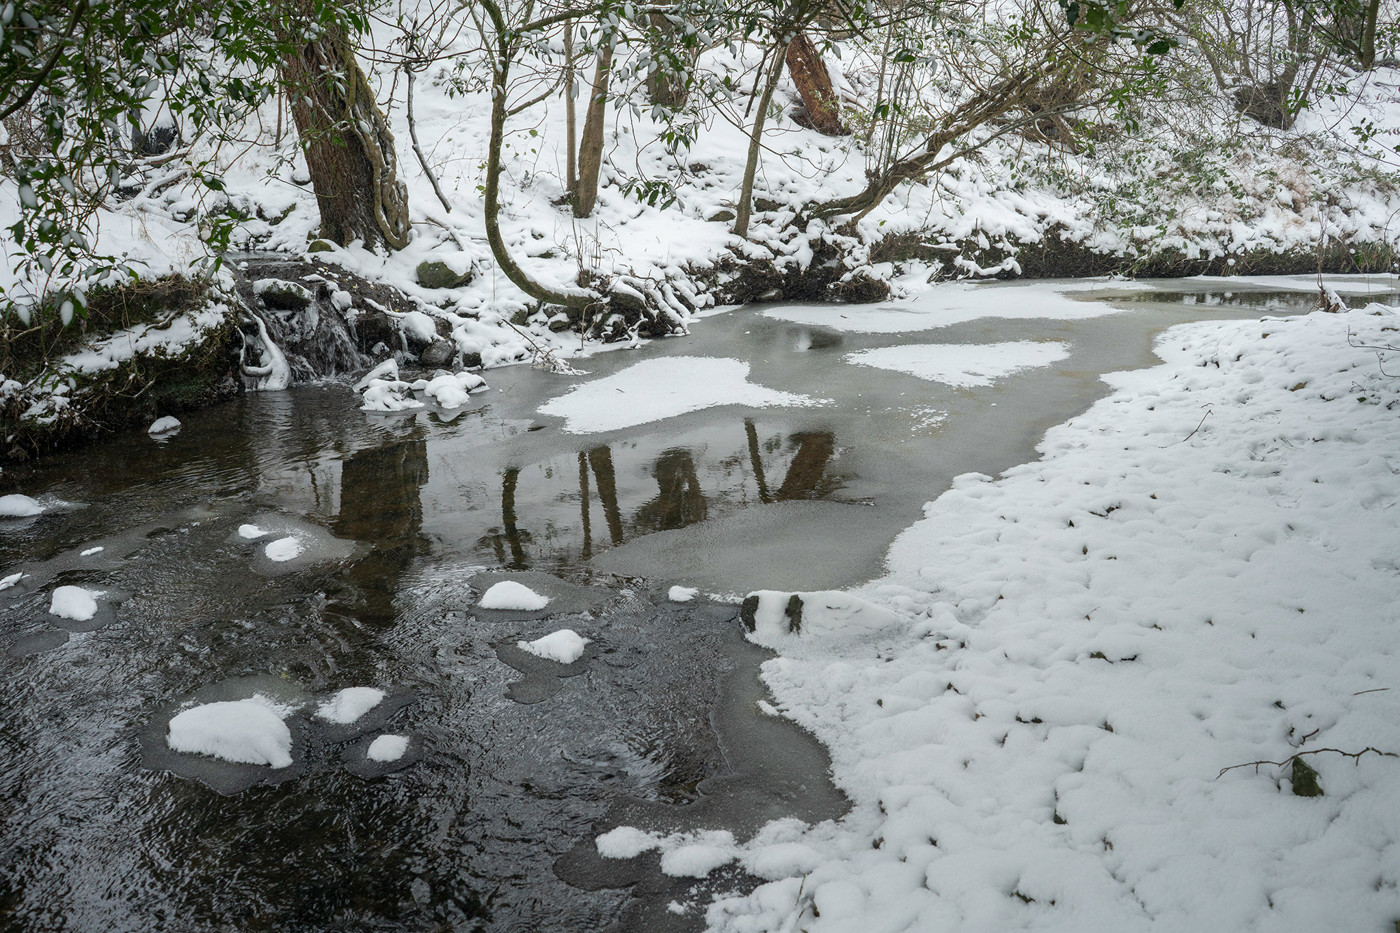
[1,277,1391,932]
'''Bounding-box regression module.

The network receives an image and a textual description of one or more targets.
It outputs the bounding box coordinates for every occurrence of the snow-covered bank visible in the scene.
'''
[692,305,1400,931]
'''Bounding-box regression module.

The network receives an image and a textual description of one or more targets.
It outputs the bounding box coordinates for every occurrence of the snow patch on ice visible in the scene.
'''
[49,585,102,621]
[480,580,550,611]
[846,340,1071,387]
[316,687,385,725]
[0,494,44,517]
[517,629,589,663]
[366,734,409,762]
[238,524,268,539]
[597,826,663,859]
[1,571,24,590]
[668,585,700,603]
[264,536,304,562]
[80,546,104,556]
[538,357,826,433]
[166,695,295,769]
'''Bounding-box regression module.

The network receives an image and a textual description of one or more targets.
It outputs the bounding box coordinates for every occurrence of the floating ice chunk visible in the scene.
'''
[1,571,24,590]
[148,415,181,435]
[264,536,304,562]
[668,585,699,603]
[366,734,409,762]
[80,546,104,556]
[238,524,268,539]
[166,695,294,768]
[596,826,663,859]
[480,580,550,611]
[0,494,44,517]
[845,340,1070,387]
[50,585,101,621]
[517,628,588,663]
[316,687,385,725]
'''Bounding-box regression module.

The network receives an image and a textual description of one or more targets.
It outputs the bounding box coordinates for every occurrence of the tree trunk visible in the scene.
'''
[564,28,578,197]
[574,41,614,219]
[1360,0,1380,70]
[281,19,411,251]
[785,33,845,135]
[733,43,788,239]
[645,13,694,109]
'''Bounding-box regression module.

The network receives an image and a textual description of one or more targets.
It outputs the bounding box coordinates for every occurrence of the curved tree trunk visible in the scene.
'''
[281,19,411,252]
[786,33,845,135]
[574,41,614,219]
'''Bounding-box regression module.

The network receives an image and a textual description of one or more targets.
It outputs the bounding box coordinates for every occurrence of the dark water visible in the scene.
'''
[0,282,1357,931]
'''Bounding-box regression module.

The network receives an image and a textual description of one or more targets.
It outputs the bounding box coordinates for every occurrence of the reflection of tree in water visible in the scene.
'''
[633,447,708,534]
[332,435,429,627]
[745,419,841,503]
[576,445,625,562]
[480,467,532,569]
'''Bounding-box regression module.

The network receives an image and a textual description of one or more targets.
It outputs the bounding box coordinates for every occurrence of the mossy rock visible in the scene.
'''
[307,239,337,253]
[416,260,474,290]
[707,209,736,223]
[253,279,313,311]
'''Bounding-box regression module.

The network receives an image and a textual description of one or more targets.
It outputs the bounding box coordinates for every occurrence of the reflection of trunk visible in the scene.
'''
[635,449,707,532]
[744,418,773,504]
[776,432,835,500]
[588,446,624,545]
[333,438,429,626]
[785,33,845,135]
[578,451,592,560]
[500,467,528,569]
[280,15,411,251]
[574,41,614,218]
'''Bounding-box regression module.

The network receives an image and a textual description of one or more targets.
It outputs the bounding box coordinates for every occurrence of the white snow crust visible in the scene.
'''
[517,629,589,663]
[366,734,410,762]
[539,357,825,433]
[705,306,1400,933]
[0,494,44,517]
[1,571,25,590]
[263,536,304,562]
[166,695,295,769]
[49,585,101,621]
[846,341,1071,387]
[669,585,700,603]
[316,687,385,725]
[80,546,104,556]
[479,580,550,611]
[238,524,268,539]
[147,415,181,434]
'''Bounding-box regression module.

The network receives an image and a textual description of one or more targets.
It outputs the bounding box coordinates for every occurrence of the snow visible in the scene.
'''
[597,826,663,859]
[763,283,1128,333]
[517,629,589,664]
[166,695,295,769]
[538,357,826,434]
[366,734,410,762]
[238,524,268,539]
[661,843,738,879]
[400,310,439,344]
[705,305,1400,933]
[414,370,488,409]
[80,546,104,556]
[49,586,101,622]
[316,687,385,725]
[846,341,1071,387]
[669,585,700,603]
[0,494,44,517]
[1,571,24,590]
[147,415,181,435]
[263,536,304,562]
[479,580,551,611]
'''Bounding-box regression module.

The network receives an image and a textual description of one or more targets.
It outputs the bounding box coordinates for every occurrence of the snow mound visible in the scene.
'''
[480,580,550,611]
[1,571,25,590]
[316,687,385,725]
[517,629,589,663]
[742,589,907,647]
[538,357,826,433]
[668,585,699,603]
[414,370,488,409]
[597,826,663,859]
[846,340,1071,387]
[80,546,104,556]
[49,585,102,622]
[166,695,295,768]
[263,536,304,562]
[238,524,268,539]
[147,415,181,435]
[366,734,409,762]
[0,494,44,517]
[661,842,737,878]
[354,359,424,413]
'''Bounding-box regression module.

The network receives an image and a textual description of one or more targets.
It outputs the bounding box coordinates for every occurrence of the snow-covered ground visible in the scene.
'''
[571,303,1400,931]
